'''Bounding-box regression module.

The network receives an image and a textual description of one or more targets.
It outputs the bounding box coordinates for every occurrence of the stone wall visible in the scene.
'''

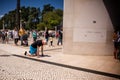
[63,0,114,55]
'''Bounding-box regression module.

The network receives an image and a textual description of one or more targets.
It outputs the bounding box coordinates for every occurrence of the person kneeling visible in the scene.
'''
[24,40,47,57]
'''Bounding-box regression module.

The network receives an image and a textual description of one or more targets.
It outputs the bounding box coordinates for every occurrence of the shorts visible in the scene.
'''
[29,45,37,54]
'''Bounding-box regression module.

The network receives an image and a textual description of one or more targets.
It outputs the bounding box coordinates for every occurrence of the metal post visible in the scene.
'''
[16,0,20,30]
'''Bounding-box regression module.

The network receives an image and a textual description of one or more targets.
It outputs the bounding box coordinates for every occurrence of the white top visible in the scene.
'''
[13,30,19,39]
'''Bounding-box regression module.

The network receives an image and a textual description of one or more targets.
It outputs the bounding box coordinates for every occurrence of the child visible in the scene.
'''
[49,35,53,47]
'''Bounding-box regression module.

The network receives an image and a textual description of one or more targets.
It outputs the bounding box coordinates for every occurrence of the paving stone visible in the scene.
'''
[0,49,119,80]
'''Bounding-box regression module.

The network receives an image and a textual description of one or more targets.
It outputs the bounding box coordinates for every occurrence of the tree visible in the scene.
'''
[0,4,63,30]
[42,4,55,14]
[37,22,46,30]
[42,9,63,30]
[41,4,55,21]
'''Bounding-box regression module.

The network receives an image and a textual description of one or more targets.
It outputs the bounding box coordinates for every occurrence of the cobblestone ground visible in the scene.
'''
[0,49,119,80]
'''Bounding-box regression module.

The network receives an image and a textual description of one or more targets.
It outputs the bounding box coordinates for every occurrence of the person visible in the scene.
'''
[45,29,49,44]
[24,39,47,57]
[19,26,26,45]
[116,36,120,60]
[57,30,63,45]
[32,30,37,42]
[13,27,19,45]
[113,30,120,59]
[4,29,9,44]
[0,31,2,41]
[49,34,54,47]
[22,33,29,46]
[1,30,5,43]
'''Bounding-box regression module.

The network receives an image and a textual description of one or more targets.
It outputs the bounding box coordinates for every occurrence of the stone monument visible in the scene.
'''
[63,0,114,55]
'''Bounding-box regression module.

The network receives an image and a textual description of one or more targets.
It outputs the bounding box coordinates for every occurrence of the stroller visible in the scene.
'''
[22,34,28,46]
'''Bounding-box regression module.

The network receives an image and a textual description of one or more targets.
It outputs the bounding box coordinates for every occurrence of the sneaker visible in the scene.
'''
[24,51,27,55]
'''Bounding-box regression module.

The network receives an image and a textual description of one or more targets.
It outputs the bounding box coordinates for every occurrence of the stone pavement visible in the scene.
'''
[0,49,119,80]
[0,39,120,80]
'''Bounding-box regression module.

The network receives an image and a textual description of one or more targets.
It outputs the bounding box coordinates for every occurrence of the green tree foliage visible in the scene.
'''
[42,11,61,29]
[20,6,29,21]
[39,4,63,30]
[0,10,16,29]
[37,22,46,30]
[0,4,63,30]
[42,4,55,16]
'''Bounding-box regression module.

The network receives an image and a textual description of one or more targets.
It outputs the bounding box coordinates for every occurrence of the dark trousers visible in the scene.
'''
[14,38,18,44]
[57,38,62,45]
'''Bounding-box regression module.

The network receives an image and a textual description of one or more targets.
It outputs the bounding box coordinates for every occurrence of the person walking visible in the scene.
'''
[1,30,5,43]
[45,29,49,44]
[57,30,63,45]
[4,29,9,44]
[113,30,119,59]
[13,27,19,45]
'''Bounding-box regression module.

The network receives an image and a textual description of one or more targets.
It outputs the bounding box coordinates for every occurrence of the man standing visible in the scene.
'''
[19,26,26,45]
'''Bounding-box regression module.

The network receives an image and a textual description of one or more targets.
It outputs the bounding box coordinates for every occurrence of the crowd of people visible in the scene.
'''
[0,29,13,44]
[1,27,120,59]
[0,27,63,58]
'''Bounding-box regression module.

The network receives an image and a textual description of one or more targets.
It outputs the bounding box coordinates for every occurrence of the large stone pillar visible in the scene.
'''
[63,0,114,55]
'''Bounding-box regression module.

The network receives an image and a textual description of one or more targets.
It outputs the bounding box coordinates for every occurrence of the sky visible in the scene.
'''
[0,0,63,18]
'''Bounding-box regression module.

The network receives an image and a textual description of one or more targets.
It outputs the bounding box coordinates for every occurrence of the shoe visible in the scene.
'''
[24,51,27,55]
